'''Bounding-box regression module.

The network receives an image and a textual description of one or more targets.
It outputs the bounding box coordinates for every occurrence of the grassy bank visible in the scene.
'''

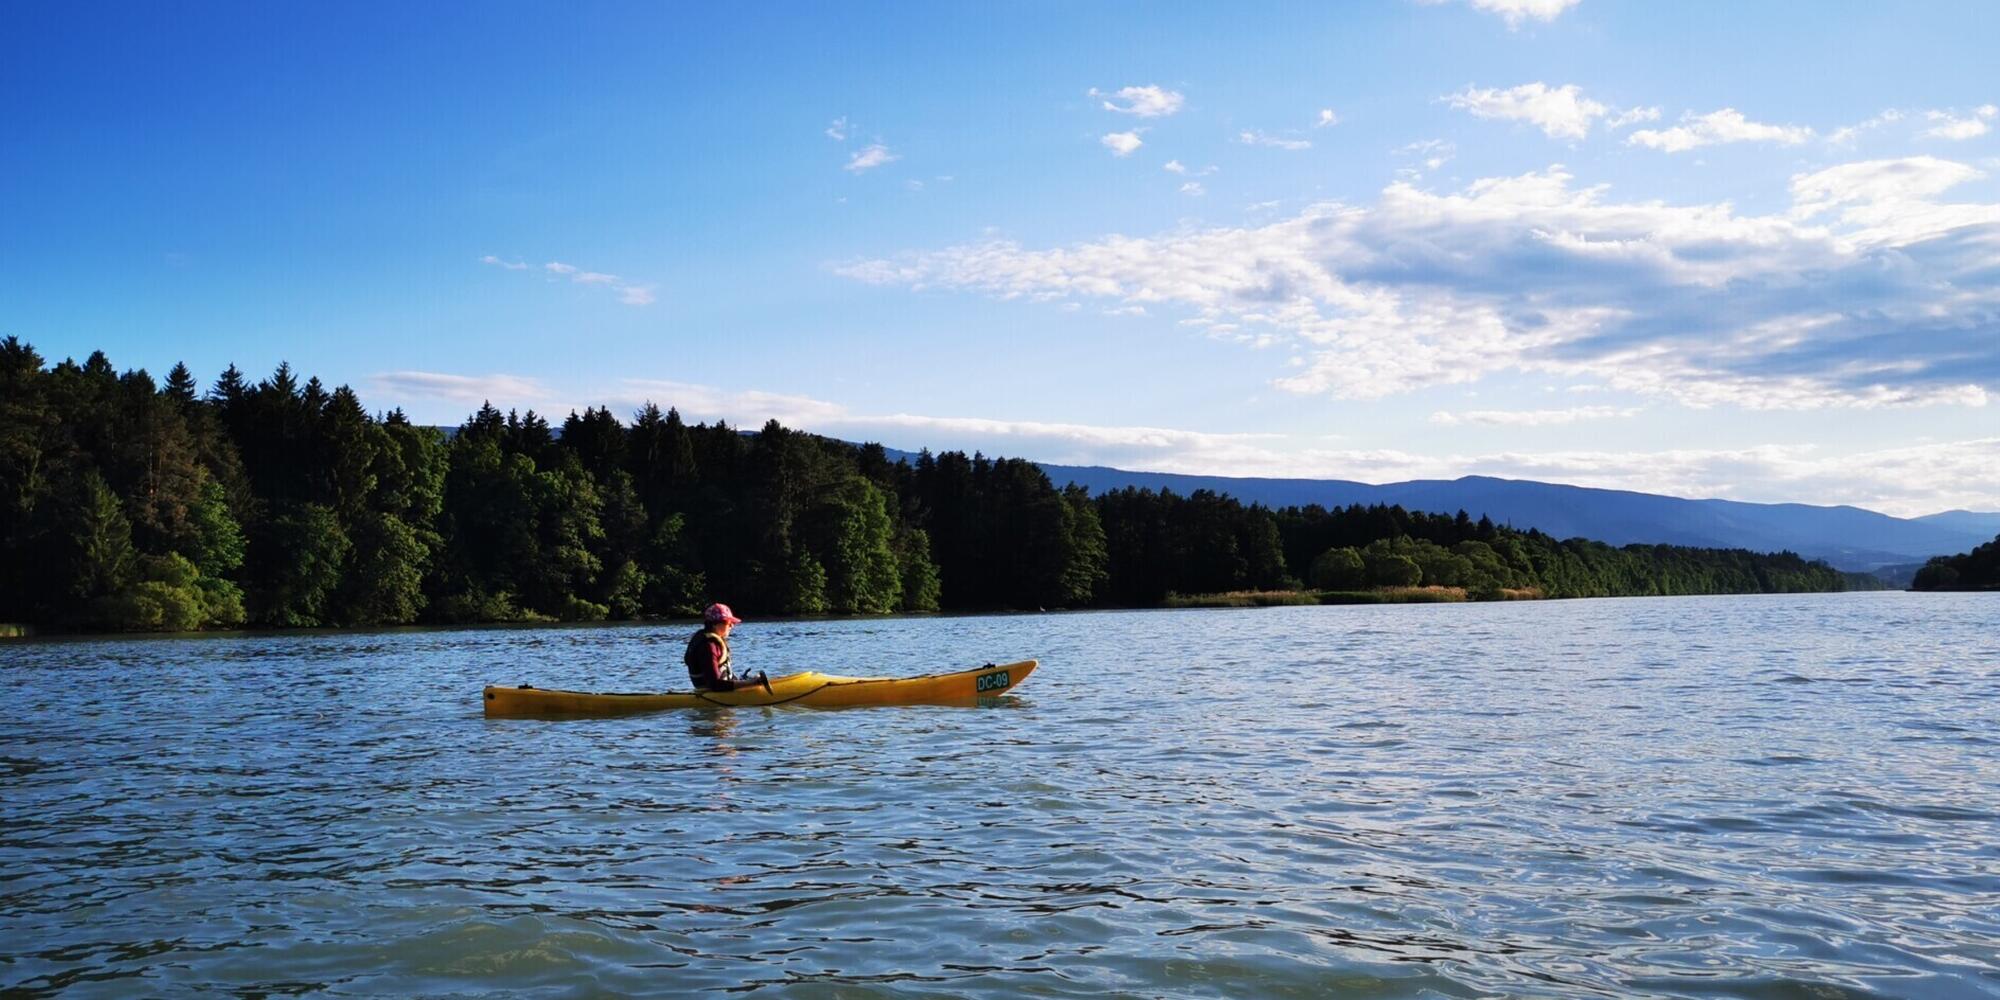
[1161,585,1553,608]
[1162,590,1322,608]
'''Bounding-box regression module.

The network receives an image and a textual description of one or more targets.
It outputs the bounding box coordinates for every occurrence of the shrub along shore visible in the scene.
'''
[1,340,1861,634]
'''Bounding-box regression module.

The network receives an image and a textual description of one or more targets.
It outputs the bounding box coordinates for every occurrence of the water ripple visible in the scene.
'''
[3,593,1998,997]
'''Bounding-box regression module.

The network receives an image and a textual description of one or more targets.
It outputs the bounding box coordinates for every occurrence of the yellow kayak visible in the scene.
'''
[482,659,1036,718]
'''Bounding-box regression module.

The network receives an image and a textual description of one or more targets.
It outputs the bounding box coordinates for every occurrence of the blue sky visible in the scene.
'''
[4,1,1997,516]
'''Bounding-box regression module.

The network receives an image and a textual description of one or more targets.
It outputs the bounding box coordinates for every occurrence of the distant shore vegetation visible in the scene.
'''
[1910,534,2000,591]
[1,340,1865,634]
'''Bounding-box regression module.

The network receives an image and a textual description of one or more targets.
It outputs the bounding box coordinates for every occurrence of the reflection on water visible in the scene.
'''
[4,593,1999,997]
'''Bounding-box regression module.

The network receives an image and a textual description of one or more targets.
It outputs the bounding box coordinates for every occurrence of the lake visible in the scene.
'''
[4,593,1998,998]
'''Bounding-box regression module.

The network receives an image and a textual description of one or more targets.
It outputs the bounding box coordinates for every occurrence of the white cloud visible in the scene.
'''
[1628,108,1813,152]
[1238,129,1312,150]
[1605,106,1661,129]
[1466,0,1583,29]
[1922,105,1998,141]
[1397,139,1457,171]
[1828,109,1905,146]
[1789,156,2000,247]
[372,371,554,407]
[1164,160,1187,174]
[824,116,849,141]
[481,257,656,307]
[1445,82,1607,140]
[1430,406,1639,426]
[1091,85,1185,118]
[1179,182,1206,196]
[835,160,2000,411]
[1316,108,1339,128]
[845,143,899,172]
[1101,131,1145,157]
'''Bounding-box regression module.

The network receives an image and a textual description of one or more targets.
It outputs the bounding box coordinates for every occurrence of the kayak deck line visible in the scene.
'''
[482,659,1037,718]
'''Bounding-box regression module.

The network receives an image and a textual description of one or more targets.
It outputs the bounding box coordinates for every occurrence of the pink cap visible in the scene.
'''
[703,602,742,625]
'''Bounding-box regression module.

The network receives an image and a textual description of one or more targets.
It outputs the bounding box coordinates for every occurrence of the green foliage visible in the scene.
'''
[336,512,430,624]
[189,477,247,578]
[786,552,829,615]
[1056,485,1110,606]
[1308,547,1366,589]
[248,503,350,626]
[896,527,942,612]
[69,469,138,602]
[800,475,902,613]
[1365,551,1423,587]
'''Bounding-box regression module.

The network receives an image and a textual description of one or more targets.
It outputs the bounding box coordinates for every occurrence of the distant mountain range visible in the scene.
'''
[873,448,1992,572]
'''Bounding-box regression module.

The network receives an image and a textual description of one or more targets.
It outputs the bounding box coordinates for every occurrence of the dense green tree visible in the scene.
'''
[248,503,350,626]
[1365,551,1423,587]
[896,526,942,612]
[802,475,902,613]
[65,469,138,611]
[1912,533,1999,591]
[1056,485,1110,605]
[1309,547,1367,589]
[0,340,1860,632]
[786,551,829,614]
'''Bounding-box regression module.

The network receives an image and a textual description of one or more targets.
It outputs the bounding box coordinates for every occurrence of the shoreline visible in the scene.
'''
[0,589,1927,644]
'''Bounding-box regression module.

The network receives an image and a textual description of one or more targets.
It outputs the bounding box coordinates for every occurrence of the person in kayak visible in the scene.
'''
[684,603,771,693]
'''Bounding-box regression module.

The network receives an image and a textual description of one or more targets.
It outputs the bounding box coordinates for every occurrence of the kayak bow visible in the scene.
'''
[482,659,1036,718]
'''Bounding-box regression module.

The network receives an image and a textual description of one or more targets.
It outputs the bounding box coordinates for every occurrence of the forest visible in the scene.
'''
[1910,534,2000,591]
[0,339,1855,632]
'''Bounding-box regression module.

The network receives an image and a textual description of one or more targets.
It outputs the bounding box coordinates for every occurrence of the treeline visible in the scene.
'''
[1911,534,2000,591]
[0,340,1852,632]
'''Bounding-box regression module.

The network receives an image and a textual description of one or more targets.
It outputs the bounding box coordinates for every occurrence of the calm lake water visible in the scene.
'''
[4,593,1998,998]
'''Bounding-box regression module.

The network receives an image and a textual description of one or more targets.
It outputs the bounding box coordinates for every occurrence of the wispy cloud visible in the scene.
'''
[1605,106,1661,129]
[1316,108,1340,128]
[1922,104,1998,141]
[1101,131,1145,157]
[824,116,849,141]
[1164,160,1217,176]
[1179,182,1206,197]
[845,143,899,172]
[1238,129,1312,150]
[1091,84,1185,118]
[1397,139,1456,171]
[1828,109,1905,146]
[1463,0,1583,29]
[1430,405,1639,426]
[1628,108,1813,152]
[1445,82,1607,140]
[481,255,658,307]
[835,160,2000,411]
[372,371,554,407]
